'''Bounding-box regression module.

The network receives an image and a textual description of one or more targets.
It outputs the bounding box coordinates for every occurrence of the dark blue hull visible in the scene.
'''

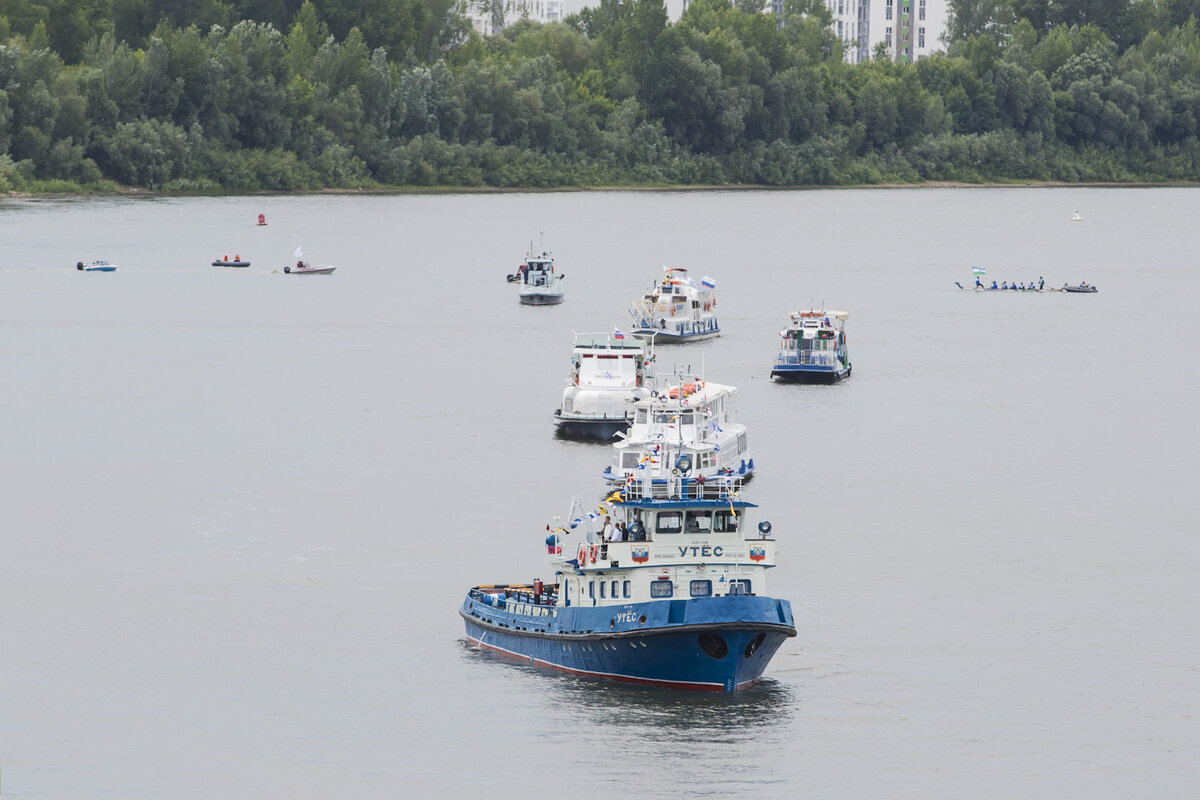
[553,414,630,442]
[460,593,795,692]
[770,363,851,383]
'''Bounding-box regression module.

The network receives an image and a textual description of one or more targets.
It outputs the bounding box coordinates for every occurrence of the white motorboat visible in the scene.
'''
[511,243,564,305]
[628,267,719,343]
[554,331,654,441]
[602,378,753,485]
[284,246,335,274]
[77,260,117,272]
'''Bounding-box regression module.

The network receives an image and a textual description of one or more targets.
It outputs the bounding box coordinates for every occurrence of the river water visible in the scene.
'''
[1,187,1197,798]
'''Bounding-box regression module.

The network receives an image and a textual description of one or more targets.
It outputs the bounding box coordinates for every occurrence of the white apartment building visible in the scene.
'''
[769,0,946,64]
[467,0,566,36]
[824,0,947,64]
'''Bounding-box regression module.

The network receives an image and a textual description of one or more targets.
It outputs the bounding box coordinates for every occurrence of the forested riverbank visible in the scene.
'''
[5,0,1200,194]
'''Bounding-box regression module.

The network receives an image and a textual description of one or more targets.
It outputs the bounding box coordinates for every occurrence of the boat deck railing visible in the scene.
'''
[775,350,839,367]
[618,472,745,502]
[470,583,558,609]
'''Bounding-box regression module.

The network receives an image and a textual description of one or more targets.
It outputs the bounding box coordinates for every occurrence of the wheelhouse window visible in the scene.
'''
[611,580,619,598]
[650,579,673,598]
[713,510,740,533]
[656,512,682,534]
[728,579,752,596]
[685,511,712,533]
[623,580,632,598]
[621,451,641,469]
[690,580,712,597]
[589,581,595,599]
[636,409,647,424]
[600,581,607,599]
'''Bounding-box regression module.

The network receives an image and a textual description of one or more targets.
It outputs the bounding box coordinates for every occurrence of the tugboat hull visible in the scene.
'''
[461,594,795,692]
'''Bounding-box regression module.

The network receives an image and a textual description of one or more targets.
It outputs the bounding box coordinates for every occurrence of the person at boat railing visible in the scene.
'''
[601,515,615,542]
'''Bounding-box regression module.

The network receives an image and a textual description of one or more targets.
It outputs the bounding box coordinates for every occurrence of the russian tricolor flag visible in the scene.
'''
[613,328,625,339]
[701,276,716,289]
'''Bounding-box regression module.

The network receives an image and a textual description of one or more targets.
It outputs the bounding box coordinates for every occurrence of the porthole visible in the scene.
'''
[698,632,728,660]
[744,632,766,658]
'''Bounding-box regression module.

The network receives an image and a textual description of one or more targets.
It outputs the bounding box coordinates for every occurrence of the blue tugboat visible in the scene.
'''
[460,460,795,692]
[770,310,850,383]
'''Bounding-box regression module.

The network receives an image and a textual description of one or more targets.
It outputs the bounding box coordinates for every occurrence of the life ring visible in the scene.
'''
[578,546,588,565]
[589,545,598,562]
[670,306,676,316]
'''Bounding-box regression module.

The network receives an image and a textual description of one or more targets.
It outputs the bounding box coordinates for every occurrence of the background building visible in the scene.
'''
[824,0,947,64]
[468,0,566,36]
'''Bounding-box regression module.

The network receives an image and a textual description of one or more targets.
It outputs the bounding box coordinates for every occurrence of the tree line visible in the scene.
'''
[5,0,1200,193]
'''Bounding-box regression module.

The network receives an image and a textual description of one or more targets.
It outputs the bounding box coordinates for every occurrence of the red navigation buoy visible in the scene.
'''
[257,213,267,226]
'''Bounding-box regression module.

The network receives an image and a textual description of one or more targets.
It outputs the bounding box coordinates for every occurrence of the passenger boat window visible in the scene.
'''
[680,411,694,426]
[656,512,682,534]
[611,580,619,598]
[728,579,751,596]
[589,581,595,599]
[713,511,739,532]
[685,511,712,532]
[650,579,673,598]
[623,580,632,598]
[738,434,747,453]
[600,581,607,599]
[621,452,641,469]
[690,580,712,597]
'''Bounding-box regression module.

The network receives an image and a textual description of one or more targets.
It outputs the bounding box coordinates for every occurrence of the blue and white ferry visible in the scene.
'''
[629,267,719,342]
[601,379,754,485]
[460,464,795,692]
[770,310,851,383]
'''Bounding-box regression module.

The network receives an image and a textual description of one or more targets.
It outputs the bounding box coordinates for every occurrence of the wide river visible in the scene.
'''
[1,187,1197,798]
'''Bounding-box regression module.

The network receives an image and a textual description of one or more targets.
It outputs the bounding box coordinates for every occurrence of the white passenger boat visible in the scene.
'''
[511,244,564,305]
[628,267,719,342]
[770,310,851,383]
[554,331,654,441]
[602,379,753,485]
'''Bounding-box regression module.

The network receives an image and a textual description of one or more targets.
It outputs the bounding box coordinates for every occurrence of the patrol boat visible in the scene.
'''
[510,243,564,305]
[460,464,795,692]
[601,379,753,485]
[554,331,654,441]
[628,267,719,342]
[770,310,851,383]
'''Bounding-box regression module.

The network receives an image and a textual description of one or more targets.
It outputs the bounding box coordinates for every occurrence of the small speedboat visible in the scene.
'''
[212,256,250,267]
[1072,211,1083,222]
[77,260,117,272]
[284,262,335,275]
[1063,283,1097,293]
[284,246,334,274]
